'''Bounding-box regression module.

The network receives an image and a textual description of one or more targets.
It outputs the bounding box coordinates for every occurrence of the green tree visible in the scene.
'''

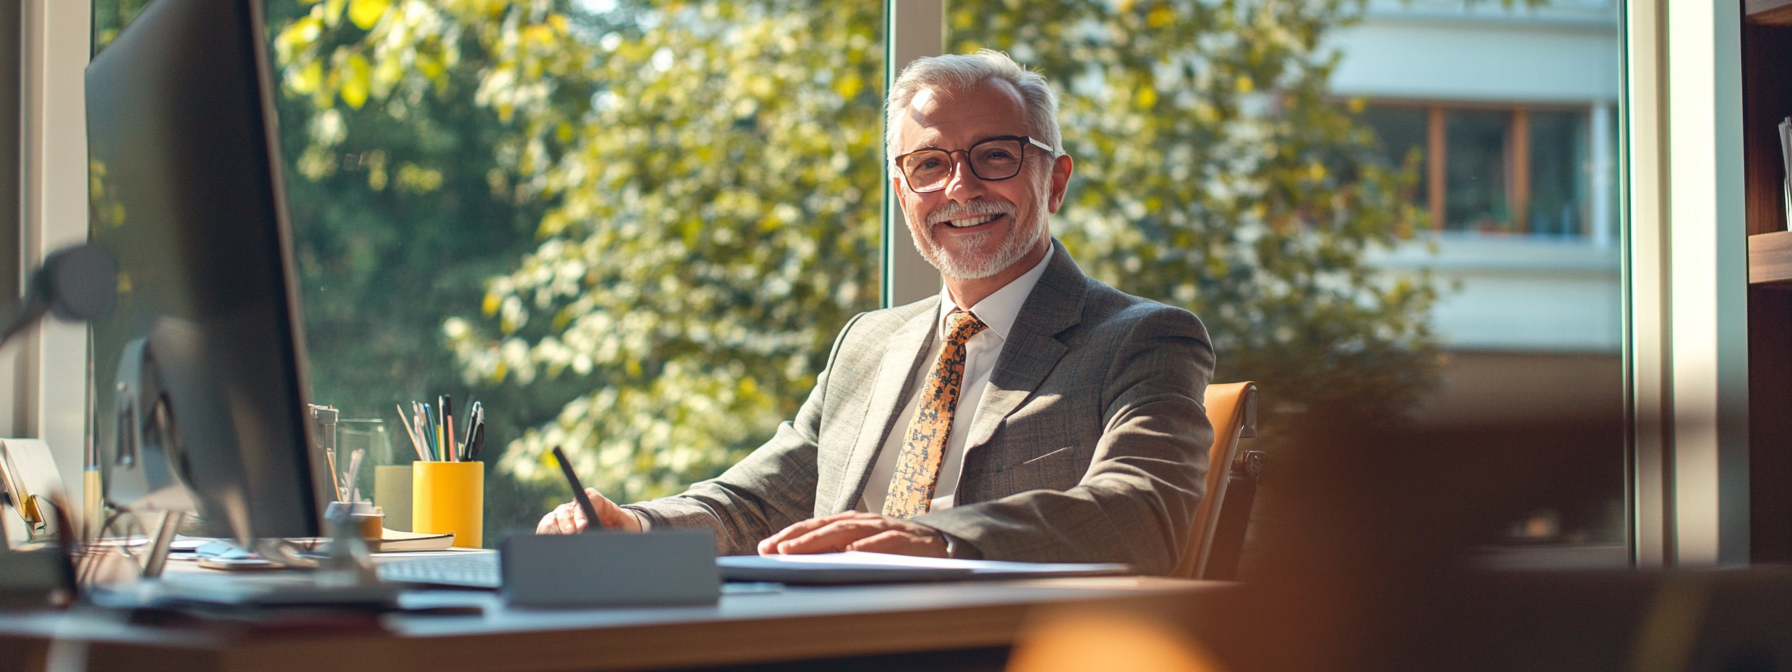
[274,0,886,505]
[269,0,1434,513]
[951,0,1438,425]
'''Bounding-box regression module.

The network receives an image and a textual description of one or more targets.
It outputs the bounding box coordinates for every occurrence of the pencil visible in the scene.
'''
[397,404,427,461]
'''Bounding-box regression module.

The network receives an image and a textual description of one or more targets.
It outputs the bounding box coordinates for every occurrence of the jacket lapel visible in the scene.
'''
[961,242,1086,455]
[831,300,938,513]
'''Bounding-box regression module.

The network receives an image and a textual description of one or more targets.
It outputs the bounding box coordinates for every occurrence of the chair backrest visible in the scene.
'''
[1173,381,1257,579]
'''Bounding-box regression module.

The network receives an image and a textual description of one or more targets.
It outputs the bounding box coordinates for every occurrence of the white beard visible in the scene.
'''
[913,199,1047,280]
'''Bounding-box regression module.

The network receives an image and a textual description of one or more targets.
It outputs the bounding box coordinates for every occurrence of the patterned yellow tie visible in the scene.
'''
[884,309,988,518]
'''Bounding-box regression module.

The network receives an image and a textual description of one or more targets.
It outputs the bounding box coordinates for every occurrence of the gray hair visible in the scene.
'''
[885,50,1062,161]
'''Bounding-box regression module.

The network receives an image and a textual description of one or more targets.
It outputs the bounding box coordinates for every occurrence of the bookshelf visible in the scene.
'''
[1744,0,1792,562]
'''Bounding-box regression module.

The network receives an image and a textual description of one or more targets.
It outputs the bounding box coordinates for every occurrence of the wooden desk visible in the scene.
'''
[0,577,1217,672]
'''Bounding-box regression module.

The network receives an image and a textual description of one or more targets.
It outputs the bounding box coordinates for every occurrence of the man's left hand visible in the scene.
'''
[756,511,947,557]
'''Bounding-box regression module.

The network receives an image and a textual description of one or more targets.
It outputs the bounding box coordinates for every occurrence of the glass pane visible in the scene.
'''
[1361,105,1428,175]
[91,0,153,54]
[271,0,885,541]
[94,0,884,544]
[1333,1,1625,565]
[1445,109,1512,232]
[1528,110,1589,237]
[946,0,1444,558]
[950,0,1625,568]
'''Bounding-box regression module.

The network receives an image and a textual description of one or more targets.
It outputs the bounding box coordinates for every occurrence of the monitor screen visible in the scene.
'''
[86,0,324,541]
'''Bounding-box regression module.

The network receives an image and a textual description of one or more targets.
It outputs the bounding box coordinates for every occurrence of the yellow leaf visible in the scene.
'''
[347,0,389,30]
[341,53,371,109]
[1147,6,1174,29]
[288,60,323,94]
[483,293,501,316]
[1135,86,1157,109]
[835,74,863,100]
[323,0,348,27]
[373,55,402,97]
[523,24,553,46]
[279,16,323,50]
[1235,75,1254,93]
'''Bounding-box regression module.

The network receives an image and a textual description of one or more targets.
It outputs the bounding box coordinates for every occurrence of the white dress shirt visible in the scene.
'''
[857,252,1054,514]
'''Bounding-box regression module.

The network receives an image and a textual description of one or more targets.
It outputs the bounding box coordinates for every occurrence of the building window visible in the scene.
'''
[1362,103,1610,238]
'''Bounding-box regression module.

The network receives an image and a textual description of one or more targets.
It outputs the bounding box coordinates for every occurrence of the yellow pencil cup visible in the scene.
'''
[412,461,484,548]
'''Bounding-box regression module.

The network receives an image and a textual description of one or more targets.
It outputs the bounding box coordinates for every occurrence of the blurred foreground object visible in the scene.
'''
[1010,609,1227,672]
[0,244,117,350]
[1007,411,1792,672]
[0,492,78,611]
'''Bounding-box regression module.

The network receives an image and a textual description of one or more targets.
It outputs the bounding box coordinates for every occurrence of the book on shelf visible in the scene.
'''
[1779,117,1791,230]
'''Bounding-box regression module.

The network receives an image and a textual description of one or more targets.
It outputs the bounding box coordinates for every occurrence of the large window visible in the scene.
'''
[1335,1,1626,562]
[87,0,1624,563]
[96,0,885,541]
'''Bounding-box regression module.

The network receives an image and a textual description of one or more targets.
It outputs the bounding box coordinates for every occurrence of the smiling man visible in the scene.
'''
[539,51,1216,575]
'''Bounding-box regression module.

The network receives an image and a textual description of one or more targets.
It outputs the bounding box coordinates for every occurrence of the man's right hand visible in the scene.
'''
[535,488,644,534]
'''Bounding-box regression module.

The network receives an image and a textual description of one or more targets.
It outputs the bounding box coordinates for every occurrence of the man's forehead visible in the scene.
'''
[897,79,1027,149]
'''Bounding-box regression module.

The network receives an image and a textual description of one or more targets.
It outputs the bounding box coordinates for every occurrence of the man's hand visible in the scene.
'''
[756,511,948,557]
[536,488,643,534]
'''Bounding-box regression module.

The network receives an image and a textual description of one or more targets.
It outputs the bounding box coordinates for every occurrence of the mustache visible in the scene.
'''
[926,200,1016,225]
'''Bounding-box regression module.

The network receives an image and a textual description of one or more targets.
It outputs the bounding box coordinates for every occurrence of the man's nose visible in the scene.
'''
[942,153,987,202]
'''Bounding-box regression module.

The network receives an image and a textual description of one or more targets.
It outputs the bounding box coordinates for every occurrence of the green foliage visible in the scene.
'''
[274,0,885,503]
[91,0,154,52]
[263,0,1436,513]
[950,0,1440,425]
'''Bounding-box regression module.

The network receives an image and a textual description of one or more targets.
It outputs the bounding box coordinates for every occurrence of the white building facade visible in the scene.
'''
[1332,0,1623,425]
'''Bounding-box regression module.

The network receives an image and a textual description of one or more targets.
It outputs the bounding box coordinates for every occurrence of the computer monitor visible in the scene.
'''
[85,0,325,544]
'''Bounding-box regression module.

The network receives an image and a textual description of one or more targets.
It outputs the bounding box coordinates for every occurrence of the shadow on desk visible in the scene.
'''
[1008,414,1792,672]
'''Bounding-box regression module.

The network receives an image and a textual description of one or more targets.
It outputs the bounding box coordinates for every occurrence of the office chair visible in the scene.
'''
[1173,381,1262,580]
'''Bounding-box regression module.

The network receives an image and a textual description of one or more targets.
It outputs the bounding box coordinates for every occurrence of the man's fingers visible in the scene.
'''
[536,510,558,534]
[758,514,844,554]
[539,488,643,535]
[843,530,910,554]
[539,507,561,535]
[553,502,585,534]
[777,519,880,555]
[587,488,640,532]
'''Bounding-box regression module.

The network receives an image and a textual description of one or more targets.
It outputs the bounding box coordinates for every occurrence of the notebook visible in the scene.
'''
[373,528,455,552]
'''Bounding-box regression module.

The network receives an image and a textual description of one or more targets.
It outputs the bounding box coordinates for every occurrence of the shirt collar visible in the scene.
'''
[936,250,1054,343]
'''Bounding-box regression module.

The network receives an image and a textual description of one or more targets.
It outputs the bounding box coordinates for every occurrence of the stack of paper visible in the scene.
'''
[716,552,1129,584]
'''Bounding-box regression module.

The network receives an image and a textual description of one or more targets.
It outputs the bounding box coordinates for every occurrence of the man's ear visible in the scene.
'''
[1047,154,1074,214]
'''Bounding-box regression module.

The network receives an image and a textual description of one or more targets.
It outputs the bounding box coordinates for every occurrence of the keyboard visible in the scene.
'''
[378,553,500,589]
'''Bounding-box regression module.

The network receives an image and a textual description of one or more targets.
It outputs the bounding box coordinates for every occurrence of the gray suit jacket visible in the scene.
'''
[627,240,1215,575]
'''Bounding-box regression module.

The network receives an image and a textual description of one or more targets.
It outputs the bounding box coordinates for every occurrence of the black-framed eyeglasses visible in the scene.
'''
[892,135,1055,193]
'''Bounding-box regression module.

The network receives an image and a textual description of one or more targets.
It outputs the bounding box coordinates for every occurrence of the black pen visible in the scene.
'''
[551,446,604,531]
[462,402,481,454]
[441,395,456,462]
[468,419,486,461]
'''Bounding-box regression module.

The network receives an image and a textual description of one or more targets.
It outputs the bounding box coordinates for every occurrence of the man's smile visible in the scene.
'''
[940,212,1006,230]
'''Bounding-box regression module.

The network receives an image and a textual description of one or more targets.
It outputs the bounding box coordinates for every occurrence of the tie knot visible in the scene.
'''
[946,310,987,344]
